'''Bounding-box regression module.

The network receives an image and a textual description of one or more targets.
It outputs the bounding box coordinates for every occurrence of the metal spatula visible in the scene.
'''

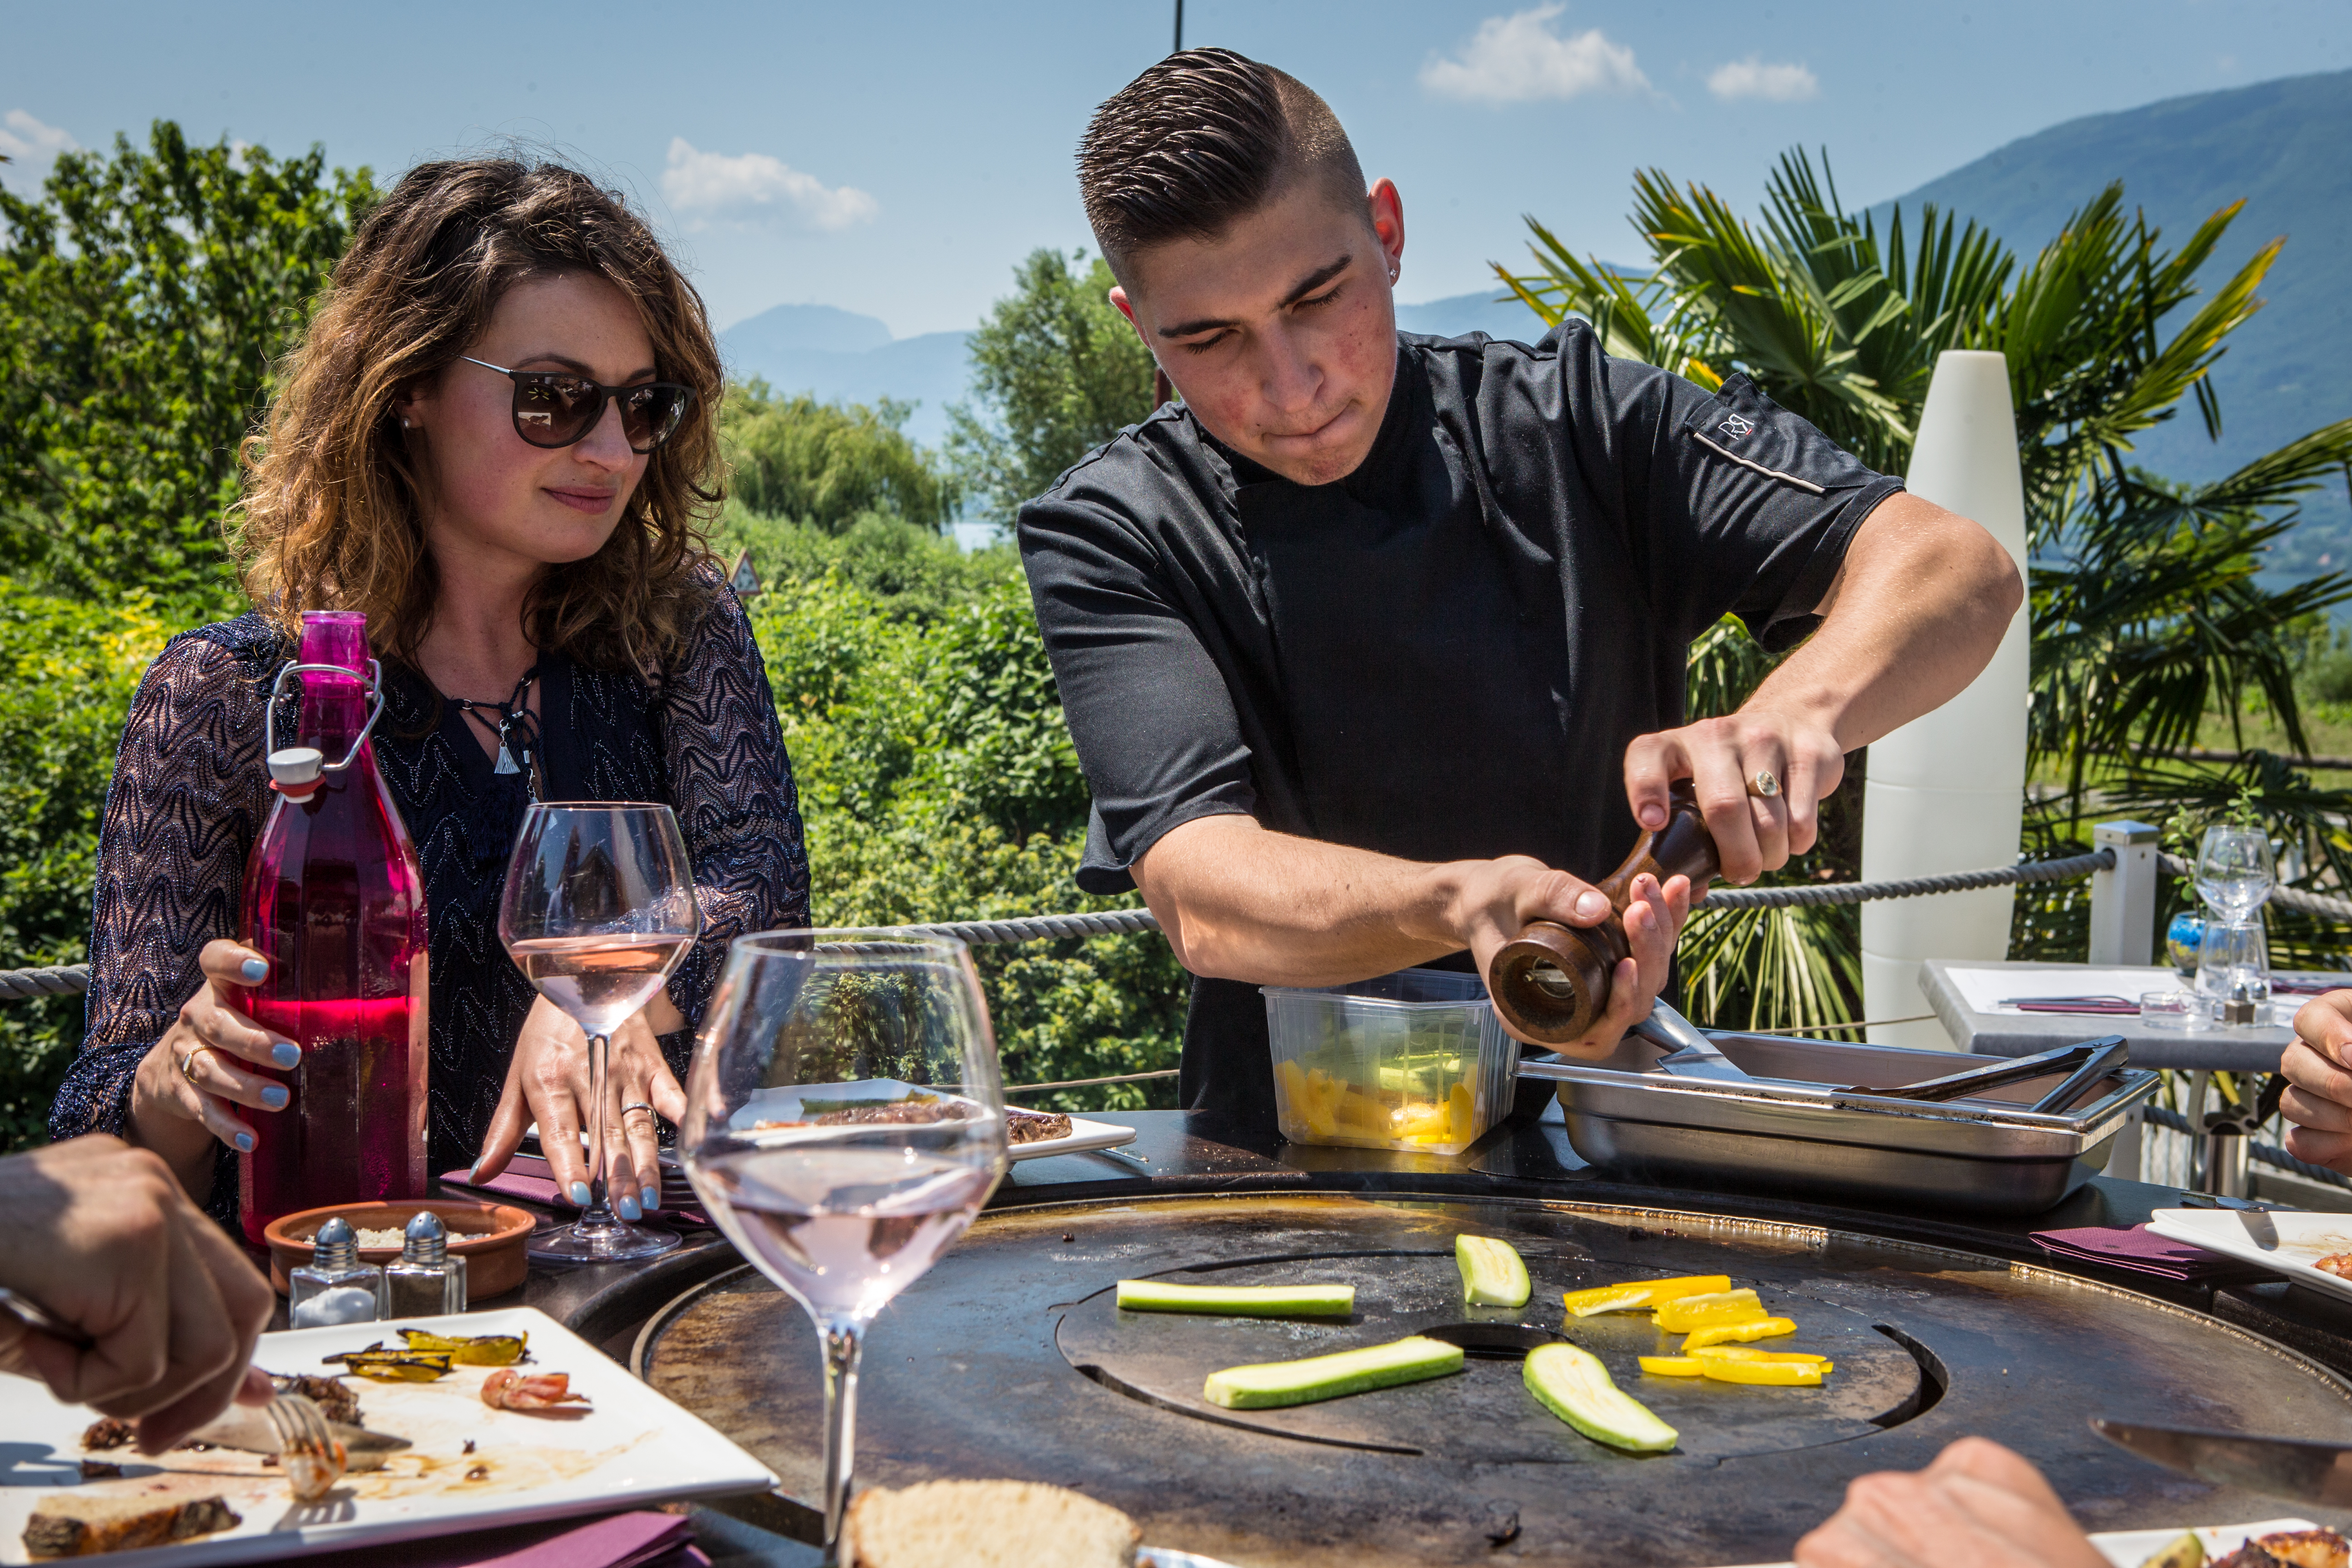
[1630,1001,1753,1084]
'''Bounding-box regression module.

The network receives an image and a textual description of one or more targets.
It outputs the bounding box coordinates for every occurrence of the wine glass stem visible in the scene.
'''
[818,1316,865,1564]
[583,1030,614,1224]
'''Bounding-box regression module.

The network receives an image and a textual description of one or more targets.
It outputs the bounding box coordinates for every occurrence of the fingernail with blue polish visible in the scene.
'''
[568,1181,592,1207]
[271,1042,301,1070]
[615,1194,642,1221]
[260,1084,289,1110]
[241,958,269,982]
[466,1165,483,1186]
[233,1131,255,1153]
[642,1186,661,1213]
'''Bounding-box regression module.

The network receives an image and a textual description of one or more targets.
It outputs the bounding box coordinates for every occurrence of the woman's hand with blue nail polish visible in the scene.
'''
[128,940,304,1205]
[471,996,687,1220]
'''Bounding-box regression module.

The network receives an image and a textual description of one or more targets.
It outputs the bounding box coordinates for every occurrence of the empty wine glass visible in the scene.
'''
[680,931,1008,1564]
[499,802,701,1262]
[2195,823,2275,924]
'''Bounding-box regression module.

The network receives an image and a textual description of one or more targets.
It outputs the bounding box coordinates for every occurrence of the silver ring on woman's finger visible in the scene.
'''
[620,1102,658,1120]
[180,1044,219,1085]
[1747,770,1781,800]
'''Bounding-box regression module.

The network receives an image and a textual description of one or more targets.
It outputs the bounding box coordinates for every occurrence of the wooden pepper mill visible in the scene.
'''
[1487,780,1722,1045]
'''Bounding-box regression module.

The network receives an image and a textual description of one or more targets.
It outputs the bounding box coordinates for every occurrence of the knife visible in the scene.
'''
[1631,1001,1753,1084]
[2092,1417,2352,1508]
[186,1408,412,1470]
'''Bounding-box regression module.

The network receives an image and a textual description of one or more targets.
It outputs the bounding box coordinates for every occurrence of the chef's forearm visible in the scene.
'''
[1130,814,1469,985]
[1744,492,2022,750]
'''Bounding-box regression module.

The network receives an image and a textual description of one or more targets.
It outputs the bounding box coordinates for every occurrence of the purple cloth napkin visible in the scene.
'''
[2032,1223,2270,1283]
[440,1155,711,1229]
[304,1509,705,1568]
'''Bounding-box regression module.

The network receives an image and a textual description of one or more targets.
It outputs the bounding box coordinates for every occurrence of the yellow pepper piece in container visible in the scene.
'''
[1637,1355,1705,1377]
[1681,1316,1797,1351]
[1651,1289,1767,1332]
[1448,1081,1474,1144]
[1562,1274,1733,1318]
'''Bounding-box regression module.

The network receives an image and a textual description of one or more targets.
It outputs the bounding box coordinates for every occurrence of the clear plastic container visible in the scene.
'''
[1260,967,1515,1156]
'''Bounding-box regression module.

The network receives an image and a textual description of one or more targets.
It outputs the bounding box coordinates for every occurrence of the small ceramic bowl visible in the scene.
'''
[263,1199,535,1302]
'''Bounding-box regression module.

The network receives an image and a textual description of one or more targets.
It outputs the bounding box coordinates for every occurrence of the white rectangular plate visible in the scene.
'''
[662,1088,1139,1168]
[1006,1113,1140,1163]
[0,1306,775,1567]
[2149,1205,2352,1305]
[1709,1519,2318,1568]
[2088,1519,2320,1568]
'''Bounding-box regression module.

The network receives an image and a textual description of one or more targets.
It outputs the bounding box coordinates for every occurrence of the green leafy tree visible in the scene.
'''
[0,584,174,1149]
[720,382,957,534]
[750,551,1183,1109]
[1499,151,2352,1027]
[946,249,1159,520]
[0,123,375,611]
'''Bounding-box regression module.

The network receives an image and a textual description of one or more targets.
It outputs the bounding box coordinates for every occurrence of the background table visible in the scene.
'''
[1920,957,2303,1069]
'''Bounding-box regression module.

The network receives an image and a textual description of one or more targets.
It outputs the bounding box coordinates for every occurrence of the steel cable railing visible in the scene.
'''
[15,840,2352,990]
[10,841,2350,1198]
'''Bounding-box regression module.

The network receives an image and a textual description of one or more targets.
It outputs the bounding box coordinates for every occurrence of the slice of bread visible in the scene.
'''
[842,1479,1140,1568]
[24,1493,241,1558]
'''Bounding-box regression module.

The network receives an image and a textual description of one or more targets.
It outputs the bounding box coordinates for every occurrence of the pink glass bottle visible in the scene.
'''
[237,611,430,1246]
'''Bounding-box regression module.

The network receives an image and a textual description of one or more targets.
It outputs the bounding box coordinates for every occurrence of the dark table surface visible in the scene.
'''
[432,1104,2352,1565]
[494,1104,2352,1372]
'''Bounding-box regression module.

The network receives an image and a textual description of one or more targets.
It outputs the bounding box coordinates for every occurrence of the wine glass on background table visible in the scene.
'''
[679,931,1009,1563]
[499,802,701,1262]
[2195,823,2274,924]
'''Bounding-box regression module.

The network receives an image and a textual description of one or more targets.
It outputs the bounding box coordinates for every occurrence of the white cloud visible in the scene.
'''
[0,109,78,186]
[1706,58,1820,103]
[659,138,878,231]
[1420,5,1648,105]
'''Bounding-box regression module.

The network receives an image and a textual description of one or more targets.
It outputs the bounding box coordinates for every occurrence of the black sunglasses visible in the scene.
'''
[459,356,694,453]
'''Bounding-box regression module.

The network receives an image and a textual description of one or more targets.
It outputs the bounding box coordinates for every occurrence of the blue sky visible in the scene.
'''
[6,1,2347,338]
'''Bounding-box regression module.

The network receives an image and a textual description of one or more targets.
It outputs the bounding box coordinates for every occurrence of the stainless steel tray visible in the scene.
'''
[1517,1032,2162,1215]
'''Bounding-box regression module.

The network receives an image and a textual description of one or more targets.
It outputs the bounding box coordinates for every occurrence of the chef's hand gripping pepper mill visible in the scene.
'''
[1487,780,1722,1045]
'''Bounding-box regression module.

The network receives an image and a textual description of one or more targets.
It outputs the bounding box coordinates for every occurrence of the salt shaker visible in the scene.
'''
[384,1210,466,1316]
[289,1216,387,1328]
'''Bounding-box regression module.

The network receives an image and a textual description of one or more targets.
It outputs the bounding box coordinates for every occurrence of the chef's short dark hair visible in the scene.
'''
[1078,48,1367,272]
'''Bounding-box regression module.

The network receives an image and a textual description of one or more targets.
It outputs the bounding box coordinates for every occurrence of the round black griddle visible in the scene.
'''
[635,1193,2352,1566]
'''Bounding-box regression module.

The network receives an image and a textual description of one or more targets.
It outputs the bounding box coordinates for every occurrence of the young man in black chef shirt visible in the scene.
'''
[1019,49,2023,1132]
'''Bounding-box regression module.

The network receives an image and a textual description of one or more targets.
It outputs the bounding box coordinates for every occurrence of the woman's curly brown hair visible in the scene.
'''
[233,155,723,671]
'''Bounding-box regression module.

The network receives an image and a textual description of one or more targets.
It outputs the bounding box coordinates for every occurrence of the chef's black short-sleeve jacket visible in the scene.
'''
[1017,321,1903,1130]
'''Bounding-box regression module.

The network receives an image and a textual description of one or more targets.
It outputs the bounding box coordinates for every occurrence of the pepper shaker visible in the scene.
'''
[384,1210,467,1316]
[288,1216,387,1328]
[1488,779,1722,1044]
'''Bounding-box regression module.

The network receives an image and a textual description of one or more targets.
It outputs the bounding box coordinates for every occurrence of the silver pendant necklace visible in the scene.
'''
[452,668,543,796]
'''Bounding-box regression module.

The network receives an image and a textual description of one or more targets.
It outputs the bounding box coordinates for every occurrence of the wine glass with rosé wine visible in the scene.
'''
[679,931,1009,1563]
[499,802,702,1262]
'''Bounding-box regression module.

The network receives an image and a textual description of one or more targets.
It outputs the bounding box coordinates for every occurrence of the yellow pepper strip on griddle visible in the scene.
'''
[1680,1316,1797,1351]
[1695,1357,1827,1387]
[397,1329,528,1365]
[1651,1289,1767,1332]
[1690,1346,1832,1366]
[1637,1355,1706,1377]
[1561,1274,1732,1318]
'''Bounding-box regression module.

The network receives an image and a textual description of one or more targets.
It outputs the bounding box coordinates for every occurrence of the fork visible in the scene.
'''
[262,1392,341,1497]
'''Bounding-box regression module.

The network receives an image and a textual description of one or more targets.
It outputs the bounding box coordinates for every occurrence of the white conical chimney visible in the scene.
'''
[1858,350,2030,1046]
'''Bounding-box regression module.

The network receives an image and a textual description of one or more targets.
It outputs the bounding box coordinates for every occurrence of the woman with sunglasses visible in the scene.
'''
[49,157,809,1225]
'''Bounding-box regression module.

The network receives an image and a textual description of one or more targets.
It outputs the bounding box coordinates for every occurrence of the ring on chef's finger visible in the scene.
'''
[620,1101,657,1121]
[1747,770,1781,800]
[180,1044,219,1085]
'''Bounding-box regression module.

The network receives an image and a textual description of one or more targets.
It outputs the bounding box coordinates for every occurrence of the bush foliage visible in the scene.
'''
[0,585,173,1148]
[744,537,1184,1111]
